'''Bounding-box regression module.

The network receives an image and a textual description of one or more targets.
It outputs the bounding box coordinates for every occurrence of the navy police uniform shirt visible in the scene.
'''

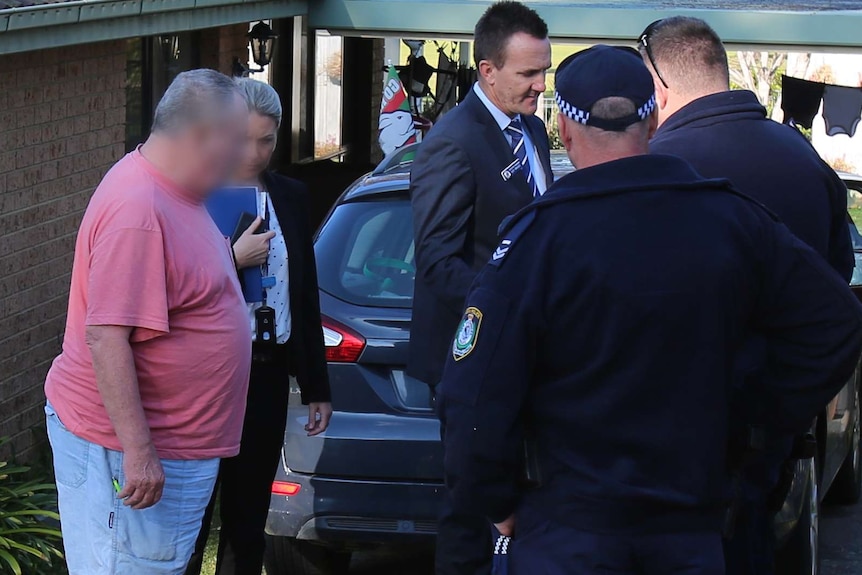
[650,90,853,281]
[437,154,862,532]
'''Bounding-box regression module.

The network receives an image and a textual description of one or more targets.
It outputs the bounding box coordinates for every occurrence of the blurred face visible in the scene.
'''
[181,93,249,198]
[236,111,278,183]
[479,32,551,117]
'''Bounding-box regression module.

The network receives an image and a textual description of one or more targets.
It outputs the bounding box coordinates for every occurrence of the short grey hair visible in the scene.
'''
[591,97,636,121]
[152,69,240,134]
[234,78,283,128]
[580,96,650,136]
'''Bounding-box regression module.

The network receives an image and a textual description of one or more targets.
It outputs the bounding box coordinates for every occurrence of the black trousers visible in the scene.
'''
[186,345,290,575]
[435,494,493,575]
[722,486,775,575]
[436,416,493,575]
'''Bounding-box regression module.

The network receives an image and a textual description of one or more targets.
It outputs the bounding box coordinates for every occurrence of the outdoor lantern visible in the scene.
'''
[248,21,277,68]
[159,35,179,62]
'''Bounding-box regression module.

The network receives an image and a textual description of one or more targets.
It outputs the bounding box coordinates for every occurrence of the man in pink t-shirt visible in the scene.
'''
[44,69,250,575]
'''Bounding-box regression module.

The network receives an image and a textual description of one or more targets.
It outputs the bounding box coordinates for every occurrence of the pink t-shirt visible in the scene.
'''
[45,150,251,460]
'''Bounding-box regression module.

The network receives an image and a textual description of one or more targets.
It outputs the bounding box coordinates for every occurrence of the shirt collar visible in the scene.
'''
[654,90,765,139]
[473,82,520,132]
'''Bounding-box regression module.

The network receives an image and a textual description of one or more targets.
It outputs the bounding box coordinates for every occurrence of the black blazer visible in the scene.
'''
[408,90,554,385]
[262,171,331,404]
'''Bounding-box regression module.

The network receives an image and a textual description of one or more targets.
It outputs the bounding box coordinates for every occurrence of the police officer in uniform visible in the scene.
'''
[637,18,854,574]
[437,45,862,574]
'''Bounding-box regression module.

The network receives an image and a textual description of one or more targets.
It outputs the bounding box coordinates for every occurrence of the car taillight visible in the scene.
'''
[321,315,365,363]
[272,481,301,496]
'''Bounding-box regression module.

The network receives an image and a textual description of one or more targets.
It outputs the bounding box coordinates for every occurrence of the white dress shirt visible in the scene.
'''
[248,190,292,344]
[473,82,548,195]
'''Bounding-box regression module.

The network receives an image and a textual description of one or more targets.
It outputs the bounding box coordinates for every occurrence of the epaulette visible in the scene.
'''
[488,209,536,268]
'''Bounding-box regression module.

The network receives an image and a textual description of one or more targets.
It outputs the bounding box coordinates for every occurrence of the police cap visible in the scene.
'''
[555,44,656,132]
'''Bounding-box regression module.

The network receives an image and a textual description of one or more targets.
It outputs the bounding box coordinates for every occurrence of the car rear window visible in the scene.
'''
[315,197,415,308]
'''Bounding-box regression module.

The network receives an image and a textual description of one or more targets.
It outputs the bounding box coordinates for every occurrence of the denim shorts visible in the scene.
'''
[46,403,219,575]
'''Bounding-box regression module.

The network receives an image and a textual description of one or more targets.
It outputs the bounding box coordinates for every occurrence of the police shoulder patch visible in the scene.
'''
[488,210,536,268]
[452,306,483,361]
[492,240,512,261]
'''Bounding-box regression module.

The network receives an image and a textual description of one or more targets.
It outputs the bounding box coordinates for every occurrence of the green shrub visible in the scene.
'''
[0,453,63,575]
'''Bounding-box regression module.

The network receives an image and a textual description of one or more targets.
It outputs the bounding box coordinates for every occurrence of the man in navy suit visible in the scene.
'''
[408,2,554,573]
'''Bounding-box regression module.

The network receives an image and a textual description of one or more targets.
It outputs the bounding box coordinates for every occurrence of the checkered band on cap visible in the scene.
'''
[555,91,590,125]
[557,91,656,126]
[637,94,657,119]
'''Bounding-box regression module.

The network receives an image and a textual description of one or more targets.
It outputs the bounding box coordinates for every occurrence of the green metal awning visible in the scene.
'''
[0,0,306,55]
[4,0,862,55]
[309,0,862,51]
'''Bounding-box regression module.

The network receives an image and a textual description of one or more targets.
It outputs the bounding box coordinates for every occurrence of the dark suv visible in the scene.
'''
[264,147,862,575]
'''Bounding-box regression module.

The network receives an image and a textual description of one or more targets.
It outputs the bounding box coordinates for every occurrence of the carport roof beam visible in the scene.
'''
[309,0,862,52]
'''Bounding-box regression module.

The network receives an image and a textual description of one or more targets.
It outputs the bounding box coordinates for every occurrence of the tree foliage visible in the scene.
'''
[729,51,818,123]
[729,51,786,118]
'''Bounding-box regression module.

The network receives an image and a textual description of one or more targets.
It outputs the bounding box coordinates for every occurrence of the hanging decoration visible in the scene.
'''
[378,65,420,157]
[376,41,469,157]
[782,75,862,137]
[822,84,862,138]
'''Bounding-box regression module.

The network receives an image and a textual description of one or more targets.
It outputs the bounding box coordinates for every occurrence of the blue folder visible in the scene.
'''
[206,187,262,303]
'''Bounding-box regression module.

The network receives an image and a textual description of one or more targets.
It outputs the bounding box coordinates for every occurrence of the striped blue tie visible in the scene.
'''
[506,118,540,198]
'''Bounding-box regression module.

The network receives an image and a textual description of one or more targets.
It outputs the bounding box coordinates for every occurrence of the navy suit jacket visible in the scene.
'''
[408,90,554,385]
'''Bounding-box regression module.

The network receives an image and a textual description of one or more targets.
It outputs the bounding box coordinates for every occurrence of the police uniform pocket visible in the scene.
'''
[440,288,512,406]
[45,404,90,489]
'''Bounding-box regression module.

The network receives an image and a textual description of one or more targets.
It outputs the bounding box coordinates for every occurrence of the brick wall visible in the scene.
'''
[0,40,126,462]
[200,23,250,75]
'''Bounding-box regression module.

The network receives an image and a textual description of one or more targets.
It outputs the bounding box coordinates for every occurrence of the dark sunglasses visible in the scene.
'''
[639,19,669,89]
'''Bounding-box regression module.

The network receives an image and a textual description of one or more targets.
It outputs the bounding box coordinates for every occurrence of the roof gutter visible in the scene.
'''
[5,0,862,54]
[0,0,307,55]
[308,0,862,51]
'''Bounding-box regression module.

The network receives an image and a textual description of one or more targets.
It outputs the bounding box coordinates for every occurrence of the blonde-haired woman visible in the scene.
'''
[186,78,332,575]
